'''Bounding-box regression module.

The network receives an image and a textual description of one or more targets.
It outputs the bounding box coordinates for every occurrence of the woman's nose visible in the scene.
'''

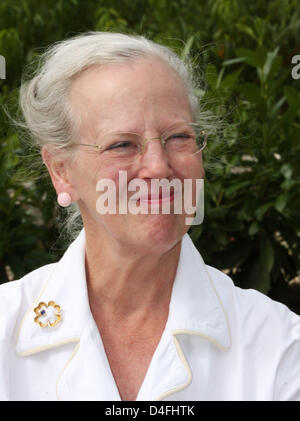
[138,138,173,179]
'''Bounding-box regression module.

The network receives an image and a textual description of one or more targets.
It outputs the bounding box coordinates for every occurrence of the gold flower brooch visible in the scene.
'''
[34,301,62,328]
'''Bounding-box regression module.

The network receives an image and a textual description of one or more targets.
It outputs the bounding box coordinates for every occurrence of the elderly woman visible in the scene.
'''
[0,32,299,402]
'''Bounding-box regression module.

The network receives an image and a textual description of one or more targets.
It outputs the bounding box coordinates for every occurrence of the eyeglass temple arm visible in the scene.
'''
[75,143,104,151]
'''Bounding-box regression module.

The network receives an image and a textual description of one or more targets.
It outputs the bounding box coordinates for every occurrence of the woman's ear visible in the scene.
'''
[41,145,79,202]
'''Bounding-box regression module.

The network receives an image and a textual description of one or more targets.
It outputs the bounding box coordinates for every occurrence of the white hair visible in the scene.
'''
[17,32,208,241]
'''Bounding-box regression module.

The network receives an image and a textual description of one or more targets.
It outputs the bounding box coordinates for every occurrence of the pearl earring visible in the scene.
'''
[57,192,71,207]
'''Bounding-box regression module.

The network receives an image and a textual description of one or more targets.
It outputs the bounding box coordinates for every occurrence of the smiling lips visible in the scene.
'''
[139,188,176,204]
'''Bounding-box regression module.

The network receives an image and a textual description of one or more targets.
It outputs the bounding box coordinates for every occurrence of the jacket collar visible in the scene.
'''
[15,230,231,357]
[136,235,231,401]
[167,234,231,350]
[15,229,90,356]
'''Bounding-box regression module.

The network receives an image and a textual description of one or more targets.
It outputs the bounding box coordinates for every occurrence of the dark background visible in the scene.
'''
[0,0,299,314]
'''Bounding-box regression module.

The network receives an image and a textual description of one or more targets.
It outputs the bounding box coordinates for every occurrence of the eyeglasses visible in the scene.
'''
[74,121,207,165]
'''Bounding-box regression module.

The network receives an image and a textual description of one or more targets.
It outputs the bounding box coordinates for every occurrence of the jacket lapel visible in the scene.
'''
[15,230,90,357]
[15,229,123,400]
[136,234,231,400]
[168,234,231,350]
[56,314,122,401]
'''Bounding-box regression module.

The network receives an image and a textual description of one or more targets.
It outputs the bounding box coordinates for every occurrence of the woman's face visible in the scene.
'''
[66,56,204,254]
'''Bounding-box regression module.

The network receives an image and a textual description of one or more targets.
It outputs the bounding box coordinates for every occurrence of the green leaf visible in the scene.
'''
[222,57,247,66]
[181,36,194,61]
[280,163,292,180]
[235,23,257,40]
[225,180,251,197]
[205,64,218,89]
[283,86,299,104]
[255,203,272,221]
[270,96,286,118]
[280,179,295,191]
[254,17,266,45]
[216,67,225,89]
[274,193,289,213]
[221,67,243,88]
[236,46,267,68]
[238,83,261,104]
[248,221,259,236]
[262,47,279,80]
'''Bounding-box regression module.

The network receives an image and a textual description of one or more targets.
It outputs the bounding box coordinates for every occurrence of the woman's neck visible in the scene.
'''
[84,226,182,322]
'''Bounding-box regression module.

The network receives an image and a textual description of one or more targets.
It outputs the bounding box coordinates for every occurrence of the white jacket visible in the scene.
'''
[0,230,299,401]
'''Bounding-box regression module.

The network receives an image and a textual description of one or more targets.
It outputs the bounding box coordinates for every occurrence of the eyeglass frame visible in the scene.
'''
[72,121,207,159]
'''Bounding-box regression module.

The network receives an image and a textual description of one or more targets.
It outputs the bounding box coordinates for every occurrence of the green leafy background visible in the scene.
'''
[0,0,299,314]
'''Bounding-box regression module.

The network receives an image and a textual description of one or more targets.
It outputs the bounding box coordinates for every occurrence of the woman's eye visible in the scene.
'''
[168,133,190,141]
[106,141,133,150]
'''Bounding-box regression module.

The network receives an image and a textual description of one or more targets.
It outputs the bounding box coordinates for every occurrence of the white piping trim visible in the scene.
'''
[56,342,80,401]
[154,325,230,401]
[154,334,192,401]
[17,337,80,357]
[172,329,230,351]
[201,257,232,349]
[153,248,233,401]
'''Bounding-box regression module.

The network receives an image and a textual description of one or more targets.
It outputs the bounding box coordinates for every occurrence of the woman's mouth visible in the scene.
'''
[139,188,176,205]
[139,193,175,204]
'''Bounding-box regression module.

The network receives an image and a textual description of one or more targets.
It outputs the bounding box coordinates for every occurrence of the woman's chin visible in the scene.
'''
[130,213,187,254]
[93,212,188,255]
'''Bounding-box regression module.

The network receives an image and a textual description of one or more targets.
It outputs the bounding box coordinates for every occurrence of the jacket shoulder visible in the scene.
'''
[206,264,299,317]
[205,264,300,338]
[205,264,300,400]
[0,263,57,340]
